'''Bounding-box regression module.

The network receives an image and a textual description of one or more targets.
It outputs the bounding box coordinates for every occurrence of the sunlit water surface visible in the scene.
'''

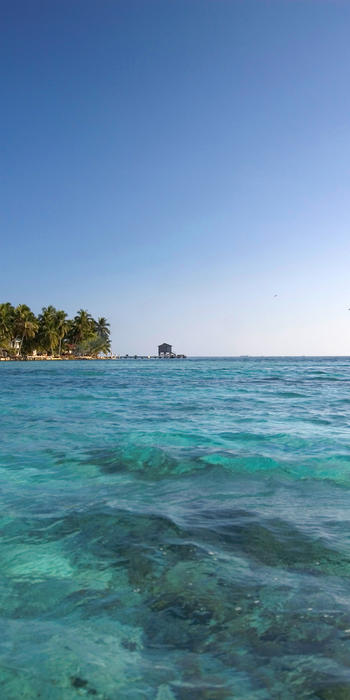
[1,357,350,699]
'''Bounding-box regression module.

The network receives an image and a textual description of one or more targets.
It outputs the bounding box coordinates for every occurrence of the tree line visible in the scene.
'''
[0,303,111,357]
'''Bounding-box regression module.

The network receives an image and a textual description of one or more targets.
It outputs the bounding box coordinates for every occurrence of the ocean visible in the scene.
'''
[1,357,350,699]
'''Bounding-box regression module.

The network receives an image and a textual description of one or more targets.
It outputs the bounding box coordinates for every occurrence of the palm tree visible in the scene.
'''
[71,309,95,344]
[0,302,15,346]
[95,317,110,340]
[55,310,68,355]
[14,305,38,355]
[37,306,60,355]
[96,337,111,354]
[76,335,111,357]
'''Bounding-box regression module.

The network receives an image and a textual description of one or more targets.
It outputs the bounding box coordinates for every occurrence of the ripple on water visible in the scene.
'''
[1,358,350,698]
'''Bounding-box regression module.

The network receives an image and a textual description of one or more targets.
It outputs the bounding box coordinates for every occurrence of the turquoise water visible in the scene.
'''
[1,358,350,699]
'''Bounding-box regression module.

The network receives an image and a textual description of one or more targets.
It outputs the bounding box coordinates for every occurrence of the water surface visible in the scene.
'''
[1,357,350,698]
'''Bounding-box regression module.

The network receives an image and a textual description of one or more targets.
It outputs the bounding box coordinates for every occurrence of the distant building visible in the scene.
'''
[158,342,172,357]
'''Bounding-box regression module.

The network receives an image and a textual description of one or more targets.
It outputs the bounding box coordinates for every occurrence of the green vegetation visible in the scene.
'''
[0,303,111,357]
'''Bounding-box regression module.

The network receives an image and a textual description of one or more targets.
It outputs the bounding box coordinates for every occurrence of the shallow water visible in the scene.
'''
[1,357,350,699]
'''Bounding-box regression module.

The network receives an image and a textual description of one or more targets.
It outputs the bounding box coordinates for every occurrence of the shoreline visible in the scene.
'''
[0,355,186,362]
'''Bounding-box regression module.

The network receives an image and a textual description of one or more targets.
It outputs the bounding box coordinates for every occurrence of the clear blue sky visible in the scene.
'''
[2,0,350,355]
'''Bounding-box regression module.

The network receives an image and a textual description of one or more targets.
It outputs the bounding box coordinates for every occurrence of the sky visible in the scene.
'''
[2,0,350,356]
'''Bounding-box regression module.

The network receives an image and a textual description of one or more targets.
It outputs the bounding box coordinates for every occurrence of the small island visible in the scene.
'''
[0,303,111,360]
[0,303,187,361]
